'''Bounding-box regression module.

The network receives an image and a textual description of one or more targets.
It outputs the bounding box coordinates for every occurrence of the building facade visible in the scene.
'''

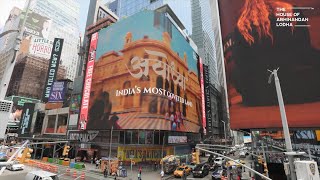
[107,0,192,35]
[29,0,80,80]
[0,7,21,87]
[7,55,66,100]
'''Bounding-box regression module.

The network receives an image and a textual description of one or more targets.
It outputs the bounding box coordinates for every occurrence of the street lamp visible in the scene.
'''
[268,68,296,180]
[221,120,227,148]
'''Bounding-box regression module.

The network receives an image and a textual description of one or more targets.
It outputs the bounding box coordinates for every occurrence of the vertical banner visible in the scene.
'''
[199,58,206,135]
[48,81,66,102]
[18,103,35,137]
[203,65,212,135]
[42,38,64,102]
[79,32,99,130]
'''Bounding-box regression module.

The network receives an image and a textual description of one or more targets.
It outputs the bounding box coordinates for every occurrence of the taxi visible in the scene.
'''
[173,165,192,177]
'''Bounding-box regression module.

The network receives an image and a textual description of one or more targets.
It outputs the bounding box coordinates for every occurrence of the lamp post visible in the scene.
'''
[0,0,32,100]
[268,68,296,180]
[221,120,227,148]
[108,125,113,176]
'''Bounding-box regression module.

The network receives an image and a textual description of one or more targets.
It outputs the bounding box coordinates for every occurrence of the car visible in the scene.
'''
[186,163,197,170]
[192,163,210,178]
[239,151,246,158]
[25,170,59,180]
[214,157,224,166]
[173,165,192,178]
[212,167,227,180]
[6,162,24,171]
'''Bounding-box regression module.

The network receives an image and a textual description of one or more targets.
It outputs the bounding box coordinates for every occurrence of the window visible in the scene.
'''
[139,131,145,144]
[45,114,68,134]
[145,131,153,144]
[117,131,124,144]
[132,131,138,144]
[57,114,68,133]
[45,115,56,133]
[125,131,132,144]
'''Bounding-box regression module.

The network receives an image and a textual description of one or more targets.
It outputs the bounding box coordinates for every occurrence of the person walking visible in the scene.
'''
[160,170,164,179]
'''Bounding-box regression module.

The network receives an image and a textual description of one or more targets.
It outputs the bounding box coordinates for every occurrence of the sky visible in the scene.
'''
[0,0,90,36]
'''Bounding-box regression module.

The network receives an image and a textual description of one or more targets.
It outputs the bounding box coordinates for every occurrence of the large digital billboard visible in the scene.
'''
[84,11,202,132]
[219,0,320,129]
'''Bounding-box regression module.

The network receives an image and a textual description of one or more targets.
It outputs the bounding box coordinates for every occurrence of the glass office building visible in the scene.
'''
[30,0,80,80]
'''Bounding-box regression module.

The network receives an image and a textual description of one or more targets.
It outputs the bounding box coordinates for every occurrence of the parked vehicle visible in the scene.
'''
[211,167,227,180]
[214,157,224,166]
[7,162,24,171]
[25,170,58,180]
[193,163,210,178]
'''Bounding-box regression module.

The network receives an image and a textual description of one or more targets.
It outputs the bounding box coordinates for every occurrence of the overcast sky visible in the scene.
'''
[0,0,90,36]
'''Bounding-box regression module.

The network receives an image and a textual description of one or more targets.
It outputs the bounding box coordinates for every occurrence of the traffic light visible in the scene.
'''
[257,156,263,164]
[62,145,70,156]
[20,147,33,163]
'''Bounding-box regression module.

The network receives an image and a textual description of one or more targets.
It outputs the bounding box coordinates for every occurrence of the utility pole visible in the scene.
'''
[221,120,227,148]
[268,68,296,180]
[108,125,113,175]
[0,0,32,99]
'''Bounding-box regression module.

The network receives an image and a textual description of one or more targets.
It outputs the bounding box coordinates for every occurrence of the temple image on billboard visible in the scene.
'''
[86,11,202,133]
[219,0,320,129]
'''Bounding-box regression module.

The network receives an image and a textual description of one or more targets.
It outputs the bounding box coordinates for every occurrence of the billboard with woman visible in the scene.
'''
[219,0,320,129]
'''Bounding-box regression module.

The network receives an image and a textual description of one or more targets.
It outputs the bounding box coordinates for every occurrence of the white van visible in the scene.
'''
[25,170,59,180]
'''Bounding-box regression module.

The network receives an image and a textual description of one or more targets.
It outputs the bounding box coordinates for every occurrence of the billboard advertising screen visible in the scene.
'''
[218,0,320,129]
[20,11,52,39]
[85,11,202,132]
[18,103,35,137]
[48,81,66,103]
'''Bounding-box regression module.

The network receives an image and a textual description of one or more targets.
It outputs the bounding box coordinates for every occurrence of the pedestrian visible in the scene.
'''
[160,170,164,179]
[154,161,157,171]
[139,166,142,174]
[138,172,141,180]
[95,158,99,169]
[182,170,187,180]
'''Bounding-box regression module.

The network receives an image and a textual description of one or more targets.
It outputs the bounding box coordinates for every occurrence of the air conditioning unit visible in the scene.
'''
[295,160,320,180]
[0,100,13,139]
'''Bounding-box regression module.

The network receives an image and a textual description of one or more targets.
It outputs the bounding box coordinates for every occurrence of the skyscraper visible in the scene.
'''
[29,0,80,80]
[0,7,21,86]
[107,0,192,35]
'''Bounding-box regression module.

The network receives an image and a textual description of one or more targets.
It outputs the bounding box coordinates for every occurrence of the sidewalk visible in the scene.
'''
[84,161,166,180]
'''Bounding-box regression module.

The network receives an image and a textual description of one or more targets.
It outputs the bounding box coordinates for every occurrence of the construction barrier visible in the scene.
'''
[72,170,77,178]
[80,172,85,180]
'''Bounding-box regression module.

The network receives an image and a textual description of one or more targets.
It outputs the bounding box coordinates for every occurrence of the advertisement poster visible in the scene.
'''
[70,94,81,113]
[79,32,99,130]
[168,136,188,144]
[18,103,35,137]
[203,65,212,135]
[117,146,174,162]
[219,0,320,129]
[48,81,66,103]
[29,37,53,59]
[20,11,52,39]
[42,38,64,102]
[5,96,40,123]
[85,11,202,132]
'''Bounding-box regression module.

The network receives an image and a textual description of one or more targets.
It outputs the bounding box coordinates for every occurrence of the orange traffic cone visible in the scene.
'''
[80,172,85,180]
[72,170,77,178]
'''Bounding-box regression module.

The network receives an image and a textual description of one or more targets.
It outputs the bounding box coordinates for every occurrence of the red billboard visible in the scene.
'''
[219,0,320,129]
[79,32,99,130]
